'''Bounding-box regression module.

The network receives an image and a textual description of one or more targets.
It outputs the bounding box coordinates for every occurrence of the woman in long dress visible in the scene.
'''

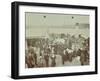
[51,54,56,67]
[26,52,35,68]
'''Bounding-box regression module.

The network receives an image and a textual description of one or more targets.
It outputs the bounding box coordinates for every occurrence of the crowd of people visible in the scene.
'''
[25,33,89,68]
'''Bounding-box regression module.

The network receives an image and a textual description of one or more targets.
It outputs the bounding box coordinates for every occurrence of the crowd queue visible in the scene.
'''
[25,33,89,68]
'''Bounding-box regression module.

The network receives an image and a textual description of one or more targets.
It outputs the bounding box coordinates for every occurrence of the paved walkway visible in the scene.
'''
[64,56,81,66]
[55,55,81,67]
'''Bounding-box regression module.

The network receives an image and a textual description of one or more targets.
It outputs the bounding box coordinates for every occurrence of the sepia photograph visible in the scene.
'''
[25,12,90,68]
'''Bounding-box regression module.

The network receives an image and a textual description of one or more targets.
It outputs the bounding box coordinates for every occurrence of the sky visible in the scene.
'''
[25,12,89,38]
[26,12,89,27]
